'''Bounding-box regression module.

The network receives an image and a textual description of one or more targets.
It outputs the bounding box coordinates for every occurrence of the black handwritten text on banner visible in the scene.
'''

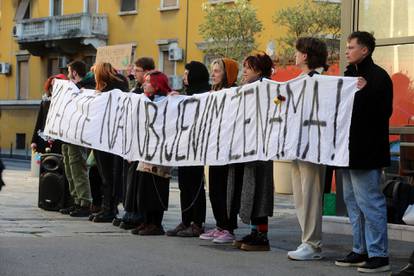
[44,76,358,166]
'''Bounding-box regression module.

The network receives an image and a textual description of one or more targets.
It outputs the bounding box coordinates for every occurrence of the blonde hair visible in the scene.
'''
[210,59,227,91]
[93,62,123,91]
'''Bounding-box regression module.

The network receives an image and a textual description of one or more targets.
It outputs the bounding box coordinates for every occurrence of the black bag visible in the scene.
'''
[382,178,414,224]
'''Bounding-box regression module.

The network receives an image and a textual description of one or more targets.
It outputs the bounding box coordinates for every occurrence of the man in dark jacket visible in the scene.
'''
[335,32,393,273]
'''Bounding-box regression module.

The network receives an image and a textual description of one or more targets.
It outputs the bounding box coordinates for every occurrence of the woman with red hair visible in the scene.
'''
[31,74,67,154]
[131,70,172,236]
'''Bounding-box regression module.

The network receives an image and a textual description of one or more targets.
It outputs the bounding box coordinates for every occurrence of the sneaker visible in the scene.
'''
[69,206,91,217]
[233,232,257,249]
[92,210,116,223]
[288,243,322,261]
[59,205,78,215]
[391,263,414,276]
[166,222,187,237]
[177,223,204,237]
[212,230,235,244]
[138,224,165,236]
[131,223,146,235]
[357,257,390,273]
[199,228,222,240]
[335,251,368,267]
[240,233,270,251]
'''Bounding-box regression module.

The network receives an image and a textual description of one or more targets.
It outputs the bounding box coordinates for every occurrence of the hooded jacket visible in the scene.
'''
[184,61,211,95]
[222,58,239,87]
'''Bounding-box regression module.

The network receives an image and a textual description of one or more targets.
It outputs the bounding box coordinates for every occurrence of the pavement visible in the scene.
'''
[0,159,413,276]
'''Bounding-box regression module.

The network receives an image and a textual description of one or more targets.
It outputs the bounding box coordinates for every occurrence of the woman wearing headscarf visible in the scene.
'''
[199,58,240,244]
[166,61,210,237]
[89,62,129,223]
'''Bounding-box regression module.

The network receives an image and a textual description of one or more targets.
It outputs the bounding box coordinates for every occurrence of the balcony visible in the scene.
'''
[14,13,108,56]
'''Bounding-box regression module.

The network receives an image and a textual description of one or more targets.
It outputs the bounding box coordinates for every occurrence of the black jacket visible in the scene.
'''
[345,56,393,169]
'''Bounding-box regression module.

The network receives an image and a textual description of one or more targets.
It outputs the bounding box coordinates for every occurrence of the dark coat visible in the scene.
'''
[77,72,96,89]
[31,97,62,153]
[345,56,393,169]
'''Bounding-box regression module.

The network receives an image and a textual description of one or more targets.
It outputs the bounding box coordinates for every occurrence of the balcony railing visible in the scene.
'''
[14,13,108,43]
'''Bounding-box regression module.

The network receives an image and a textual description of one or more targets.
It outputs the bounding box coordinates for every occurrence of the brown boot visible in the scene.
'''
[166,222,187,237]
[177,223,204,237]
[131,223,146,235]
[138,224,165,236]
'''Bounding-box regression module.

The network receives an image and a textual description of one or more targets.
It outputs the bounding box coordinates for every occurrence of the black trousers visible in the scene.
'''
[94,150,122,211]
[144,211,164,227]
[89,165,102,207]
[209,165,238,231]
[178,166,206,227]
[410,250,414,264]
[124,161,139,213]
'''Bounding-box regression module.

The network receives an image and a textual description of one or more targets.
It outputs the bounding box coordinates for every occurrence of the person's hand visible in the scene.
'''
[357,77,367,90]
[169,91,180,96]
[30,143,37,151]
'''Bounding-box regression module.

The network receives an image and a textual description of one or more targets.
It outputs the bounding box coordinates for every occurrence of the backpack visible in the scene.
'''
[382,177,414,224]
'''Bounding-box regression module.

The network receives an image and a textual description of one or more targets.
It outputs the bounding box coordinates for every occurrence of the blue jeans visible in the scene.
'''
[340,169,388,257]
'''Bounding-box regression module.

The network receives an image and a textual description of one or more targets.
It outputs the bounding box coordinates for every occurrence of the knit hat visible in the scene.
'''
[222,58,239,87]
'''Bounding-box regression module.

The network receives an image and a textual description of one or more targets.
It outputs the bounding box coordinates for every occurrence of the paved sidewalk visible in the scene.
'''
[0,163,412,276]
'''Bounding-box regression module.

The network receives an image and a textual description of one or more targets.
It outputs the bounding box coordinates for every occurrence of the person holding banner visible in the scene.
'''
[166,61,210,237]
[31,74,67,154]
[287,38,329,260]
[131,70,172,236]
[335,31,392,273]
[116,57,155,230]
[229,52,275,252]
[59,61,94,218]
[199,58,239,243]
[89,62,129,223]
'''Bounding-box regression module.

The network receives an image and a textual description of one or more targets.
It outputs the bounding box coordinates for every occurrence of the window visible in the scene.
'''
[160,0,179,10]
[85,0,98,14]
[50,0,63,16]
[373,44,414,126]
[17,59,29,100]
[358,0,414,39]
[14,0,31,21]
[16,133,26,150]
[120,0,136,12]
[161,51,175,76]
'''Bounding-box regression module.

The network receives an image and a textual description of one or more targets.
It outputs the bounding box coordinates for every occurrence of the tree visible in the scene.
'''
[273,0,341,64]
[199,0,263,62]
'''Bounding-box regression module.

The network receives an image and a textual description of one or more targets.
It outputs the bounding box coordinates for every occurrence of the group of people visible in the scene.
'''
[30,31,413,275]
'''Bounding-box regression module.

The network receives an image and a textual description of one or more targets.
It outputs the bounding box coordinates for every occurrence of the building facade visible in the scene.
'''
[0,0,326,153]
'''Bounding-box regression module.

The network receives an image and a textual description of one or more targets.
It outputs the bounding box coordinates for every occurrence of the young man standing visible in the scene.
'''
[59,60,93,217]
[335,31,393,273]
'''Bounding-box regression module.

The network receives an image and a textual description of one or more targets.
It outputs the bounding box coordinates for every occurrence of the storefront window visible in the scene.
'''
[374,44,414,126]
[359,0,414,39]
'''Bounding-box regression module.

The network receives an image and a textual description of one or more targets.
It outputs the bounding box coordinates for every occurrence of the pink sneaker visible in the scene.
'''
[199,228,221,240]
[212,230,235,244]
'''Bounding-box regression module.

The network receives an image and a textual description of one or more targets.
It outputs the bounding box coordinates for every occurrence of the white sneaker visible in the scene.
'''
[287,243,322,261]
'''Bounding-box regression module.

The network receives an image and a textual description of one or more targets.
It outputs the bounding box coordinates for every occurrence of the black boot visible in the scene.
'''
[93,208,117,223]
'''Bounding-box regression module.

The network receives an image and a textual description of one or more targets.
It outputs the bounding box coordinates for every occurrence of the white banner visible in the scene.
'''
[44,76,358,166]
